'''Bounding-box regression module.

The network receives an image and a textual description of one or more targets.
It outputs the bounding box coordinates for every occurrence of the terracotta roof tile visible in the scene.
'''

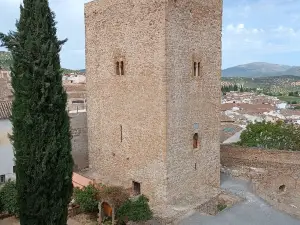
[0,101,12,120]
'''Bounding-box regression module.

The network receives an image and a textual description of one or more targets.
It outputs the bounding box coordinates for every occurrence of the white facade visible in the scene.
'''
[62,74,86,84]
[0,120,15,183]
[276,103,287,109]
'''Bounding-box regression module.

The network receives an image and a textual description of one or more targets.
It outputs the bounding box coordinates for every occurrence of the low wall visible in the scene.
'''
[221,145,300,219]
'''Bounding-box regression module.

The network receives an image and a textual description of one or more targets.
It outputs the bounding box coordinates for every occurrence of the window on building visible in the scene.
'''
[120,61,124,75]
[0,175,5,184]
[116,61,120,75]
[132,181,141,196]
[13,166,16,173]
[72,100,84,104]
[193,133,199,149]
[193,61,201,77]
[120,125,123,142]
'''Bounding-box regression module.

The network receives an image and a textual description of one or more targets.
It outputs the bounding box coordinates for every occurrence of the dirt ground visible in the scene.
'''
[0,215,97,225]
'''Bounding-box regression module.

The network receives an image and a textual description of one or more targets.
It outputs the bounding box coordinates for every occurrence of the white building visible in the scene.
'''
[276,103,287,110]
[0,120,15,184]
[63,74,86,84]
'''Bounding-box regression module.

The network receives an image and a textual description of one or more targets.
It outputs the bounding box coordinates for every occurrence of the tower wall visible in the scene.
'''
[85,0,222,206]
[85,0,168,205]
[165,0,222,203]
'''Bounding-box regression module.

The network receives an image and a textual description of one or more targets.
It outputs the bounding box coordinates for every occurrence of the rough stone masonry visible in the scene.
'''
[85,0,222,207]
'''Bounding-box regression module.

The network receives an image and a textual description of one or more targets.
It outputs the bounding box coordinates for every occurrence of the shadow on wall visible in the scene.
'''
[70,112,89,172]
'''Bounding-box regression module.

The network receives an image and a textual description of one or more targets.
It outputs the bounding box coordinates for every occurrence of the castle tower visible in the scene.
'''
[85,0,222,207]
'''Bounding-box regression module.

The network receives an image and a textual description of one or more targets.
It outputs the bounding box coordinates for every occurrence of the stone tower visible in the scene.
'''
[85,0,222,207]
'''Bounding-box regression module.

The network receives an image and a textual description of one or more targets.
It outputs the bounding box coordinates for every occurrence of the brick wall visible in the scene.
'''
[221,144,300,218]
[70,112,88,171]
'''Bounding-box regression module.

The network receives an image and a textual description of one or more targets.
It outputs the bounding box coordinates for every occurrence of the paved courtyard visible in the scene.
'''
[180,173,300,225]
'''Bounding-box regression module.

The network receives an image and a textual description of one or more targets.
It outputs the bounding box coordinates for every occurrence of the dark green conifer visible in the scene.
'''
[0,0,73,224]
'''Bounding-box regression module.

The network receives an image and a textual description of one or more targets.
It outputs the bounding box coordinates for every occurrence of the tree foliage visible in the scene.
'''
[97,185,129,208]
[239,121,300,151]
[221,85,255,94]
[0,0,73,224]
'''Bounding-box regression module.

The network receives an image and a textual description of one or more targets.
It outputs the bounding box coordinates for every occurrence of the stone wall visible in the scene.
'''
[165,0,222,203]
[85,0,222,207]
[221,144,300,218]
[70,112,88,171]
[85,0,168,206]
[0,75,12,101]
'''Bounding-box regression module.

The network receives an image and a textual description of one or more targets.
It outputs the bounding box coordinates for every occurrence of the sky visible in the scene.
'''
[0,0,299,69]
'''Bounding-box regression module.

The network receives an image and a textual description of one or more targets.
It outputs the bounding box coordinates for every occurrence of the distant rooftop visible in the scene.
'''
[0,101,12,120]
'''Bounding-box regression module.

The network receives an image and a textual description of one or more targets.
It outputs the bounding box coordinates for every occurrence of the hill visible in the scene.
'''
[222,62,300,78]
[222,75,300,93]
[0,51,82,74]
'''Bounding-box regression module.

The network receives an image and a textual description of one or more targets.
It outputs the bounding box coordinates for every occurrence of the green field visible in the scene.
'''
[277,96,300,103]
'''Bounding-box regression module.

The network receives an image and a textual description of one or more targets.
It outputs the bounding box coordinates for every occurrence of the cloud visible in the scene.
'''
[222,0,300,68]
[1,0,300,69]
[0,0,91,70]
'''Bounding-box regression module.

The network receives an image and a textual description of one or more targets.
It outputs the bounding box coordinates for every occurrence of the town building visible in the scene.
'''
[0,101,15,184]
[85,0,222,209]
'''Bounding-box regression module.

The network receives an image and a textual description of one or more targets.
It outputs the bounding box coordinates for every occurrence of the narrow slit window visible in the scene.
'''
[194,62,197,76]
[120,125,123,142]
[120,61,124,75]
[198,62,201,77]
[116,61,120,75]
[133,181,141,196]
[0,175,5,184]
[193,133,199,149]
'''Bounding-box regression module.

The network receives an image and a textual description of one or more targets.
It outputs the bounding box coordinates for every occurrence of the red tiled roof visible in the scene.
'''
[221,103,274,113]
[0,101,12,120]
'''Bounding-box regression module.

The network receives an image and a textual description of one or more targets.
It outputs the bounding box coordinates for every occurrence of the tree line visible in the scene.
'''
[221,85,256,94]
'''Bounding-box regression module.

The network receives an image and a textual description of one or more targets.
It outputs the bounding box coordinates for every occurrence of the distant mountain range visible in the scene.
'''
[222,62,300,78]
[2,50,298,78]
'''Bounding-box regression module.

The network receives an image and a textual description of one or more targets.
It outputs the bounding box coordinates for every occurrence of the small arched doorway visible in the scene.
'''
[102,202,112,217]
[99,201,114,224]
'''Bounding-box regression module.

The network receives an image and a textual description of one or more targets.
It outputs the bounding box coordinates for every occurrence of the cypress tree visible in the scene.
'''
[0,0,73,224]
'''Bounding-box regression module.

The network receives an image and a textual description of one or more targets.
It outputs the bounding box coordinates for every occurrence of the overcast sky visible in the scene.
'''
[0,0,299,69]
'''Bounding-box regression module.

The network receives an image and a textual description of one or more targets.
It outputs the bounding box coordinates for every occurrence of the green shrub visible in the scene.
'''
[239,121,300,151]
[73,185,99,213]
[0,180,18,215]
[117,195,153,223]
[217,204,227,212]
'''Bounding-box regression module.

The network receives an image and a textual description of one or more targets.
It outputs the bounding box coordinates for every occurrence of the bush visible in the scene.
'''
[98,185,129,208]
[217,204,227,212]
[116,195,153,223]
[73,185,99,213]
[0,180,18,215]
[239,121,300,151]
